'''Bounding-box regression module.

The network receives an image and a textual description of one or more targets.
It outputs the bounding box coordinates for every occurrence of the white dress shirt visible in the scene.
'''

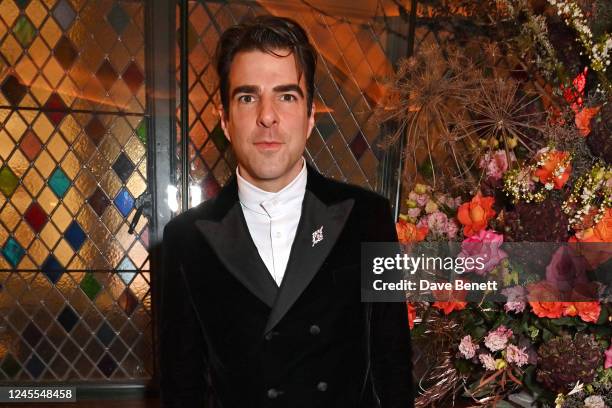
[236,159,307,286]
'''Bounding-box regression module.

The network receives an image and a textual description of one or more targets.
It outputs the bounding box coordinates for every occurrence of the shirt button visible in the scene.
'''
[275,231,281,238]
[267,388,279,399]
[309,325,320,335]
[317,382,328,392]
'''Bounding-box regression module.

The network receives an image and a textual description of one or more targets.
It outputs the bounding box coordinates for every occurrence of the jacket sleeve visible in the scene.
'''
[368,197,415,408]
[159,221,209,407]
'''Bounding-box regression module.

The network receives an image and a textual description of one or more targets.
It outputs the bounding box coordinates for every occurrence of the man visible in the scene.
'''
[160,15,414,408]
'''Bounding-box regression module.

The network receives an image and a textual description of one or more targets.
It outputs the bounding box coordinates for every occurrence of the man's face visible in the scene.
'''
[219,49,315,192]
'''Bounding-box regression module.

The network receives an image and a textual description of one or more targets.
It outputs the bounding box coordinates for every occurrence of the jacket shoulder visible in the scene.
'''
[317,174,391,208]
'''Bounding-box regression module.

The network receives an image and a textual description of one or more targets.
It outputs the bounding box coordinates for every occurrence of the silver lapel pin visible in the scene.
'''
[312,225,324,247]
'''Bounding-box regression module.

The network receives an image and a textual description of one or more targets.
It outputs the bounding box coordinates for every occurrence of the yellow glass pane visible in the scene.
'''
[40,221,60,250]
[51,204,71,232]
[14,220,35,249]
[0,223,8,247]
[137,159,146,179]
[59,115,80,144]
[42,57,64,88]
[76,205,97,234]
[74,169,96,197]
[129,240,147,269]
[1,35,22,66]
[109,41,130,74]
[73,133,96,164]
[47,132,69,162]
[107,273,125,301]
[38,186,58,214]
[68,60,91,91]
[103,238,124,269]
[25,0,46,29]
[54,239,74,266]
[10,186,30,215]
[22,167,44,197]
[32,111,54,143]
[57,76,78,107]
[29,36,50,69]
[8,149,29,177]
[99,134,120,163]
[34,149,56,178]
[124,136,144,164]
[61,151,80,180]
[87,151,109,180]
[15,55,38,85]
[39,16,62,50]
[55,272,78,298]
[130,273,149,301]
[88,218,110,246]
[126,171,145,198]
[20,93,40,109]
[67,254,85,270]
[0,0,19,27]
[6,111,27,143]
[101,206,122,235]
[28,239,49,266]
[0,202,19,231]
[30,74,53,107]
[100,168,121,199]
[110,117,131,146]
[0,130,15,160]
[17,255,36,270]
[63,186,83,216]
[115,223,133,251]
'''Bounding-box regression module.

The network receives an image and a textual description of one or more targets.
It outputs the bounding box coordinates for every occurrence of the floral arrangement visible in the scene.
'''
[376,1,612,406]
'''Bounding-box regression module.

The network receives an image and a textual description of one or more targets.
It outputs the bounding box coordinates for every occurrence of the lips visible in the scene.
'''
[254,140,283,150]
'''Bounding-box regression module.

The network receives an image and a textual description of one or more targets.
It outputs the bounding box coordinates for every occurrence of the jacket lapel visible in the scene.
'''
[195,178,278,308]
[264,187,354,334]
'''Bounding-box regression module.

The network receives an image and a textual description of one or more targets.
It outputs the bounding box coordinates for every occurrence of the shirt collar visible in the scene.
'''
[237,158,307,217]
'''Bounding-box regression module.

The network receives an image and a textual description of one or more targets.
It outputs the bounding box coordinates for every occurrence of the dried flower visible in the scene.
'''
[583,395,606,408]
[458,335,479,359]
[484,325,513,352]
[479,353,497,371]
[506,344,529,367]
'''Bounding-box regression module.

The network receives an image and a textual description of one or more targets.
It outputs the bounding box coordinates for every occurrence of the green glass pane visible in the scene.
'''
[136,120,147,146]
[80,272,101,301]
[2,237,25,268]
[13,16,36,48]
[49,168,70,198]
[0,166,19,197]
[1,354,21,378]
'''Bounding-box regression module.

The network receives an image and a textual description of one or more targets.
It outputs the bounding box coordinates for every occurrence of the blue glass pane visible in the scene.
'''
[96,322,115,347]
[42,255,64,284]
[114,188,134,218]
[49,168,70,198]
[2,237,25,268]
[97,353,117,377]
[25,355,44,379]
[64,221,86,251]
[57,306,78,333]
[117,257,136,285]
[22,322,43,348]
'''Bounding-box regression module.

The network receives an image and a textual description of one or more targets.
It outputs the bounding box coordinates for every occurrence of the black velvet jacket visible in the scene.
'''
[160,164,414,407]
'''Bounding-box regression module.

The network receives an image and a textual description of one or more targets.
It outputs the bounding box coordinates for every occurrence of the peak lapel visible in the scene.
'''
[264,190,354,333]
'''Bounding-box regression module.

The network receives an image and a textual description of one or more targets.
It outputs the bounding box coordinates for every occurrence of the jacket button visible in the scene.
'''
[267,388,279,399]
[264,333,273,341]
[309,324,320,335]
[317,381,328,392]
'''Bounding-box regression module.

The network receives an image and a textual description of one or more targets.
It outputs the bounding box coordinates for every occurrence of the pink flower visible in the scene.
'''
[479,353,497,371]
[502,286,527,314]
[545,246,589,293]
[484,325,513,352]
[457,229,508,275]
[407,207,421,219]
[506,344,528,367]
[408,191,429,208]
[458,335,479,359]
[479,150,515,180]
[605,341,612,369]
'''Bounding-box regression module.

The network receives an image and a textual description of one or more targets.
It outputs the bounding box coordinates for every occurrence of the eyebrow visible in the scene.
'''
[230,84,304,99]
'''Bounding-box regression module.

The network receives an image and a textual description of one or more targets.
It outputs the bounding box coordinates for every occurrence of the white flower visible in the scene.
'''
[584,395,605,408]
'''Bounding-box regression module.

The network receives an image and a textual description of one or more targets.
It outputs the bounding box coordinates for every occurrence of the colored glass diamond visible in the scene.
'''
[13,16,36,48]
[22,322,43,347]
[43,93,67,126]
[117,257,136,285]
[1,75,27,106]
[80,272,101,301]
[2,237,25,268]
[25,354,44,379]
[1,354,20,378]
[15,0,31,9]
[24,202,48,233]
[49,168,70,198]
[112,153,135,184]
[203,174,220,199]
[210,124,228,152]
[54,36,78,70]
[85,116,106,146]
[114,188,134,218]
[53,0,76,30]
[136,120,147,146]
[64,221,86,251]
[42,255,63,284]
[117,289,138,316]
[57,306,78,333]
[96,60,118,91]
[88,188,110,217]
[107,3,130,34]
[97,353,116,377]
[96,322,115,347]
[0,166,19,197]
[20,131,43,161]
[349,132,368,160]
[122,62,144,94]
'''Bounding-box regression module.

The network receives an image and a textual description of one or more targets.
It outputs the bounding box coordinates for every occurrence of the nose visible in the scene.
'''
[257,97,279,128]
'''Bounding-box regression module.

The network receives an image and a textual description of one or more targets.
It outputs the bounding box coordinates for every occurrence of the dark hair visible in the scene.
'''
[214,15,318,116]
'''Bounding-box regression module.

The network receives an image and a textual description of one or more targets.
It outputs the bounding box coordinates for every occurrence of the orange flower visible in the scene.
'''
[534,150,572,190]
[562,302,578,317]
[570,208,612,267]
[575,106,600,137]
[529,301,565,319]
[406,302,416,329]
[457,194,496,237]
[432,289,467,315]
[396,219,428,243]
[527,281,565,319]
[574,301,601,323]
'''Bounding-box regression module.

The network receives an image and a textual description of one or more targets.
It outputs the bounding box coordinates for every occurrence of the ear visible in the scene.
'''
[218,104,231,142]
[306,102,316,140]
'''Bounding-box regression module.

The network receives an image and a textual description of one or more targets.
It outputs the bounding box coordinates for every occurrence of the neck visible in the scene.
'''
[238,160,304,193]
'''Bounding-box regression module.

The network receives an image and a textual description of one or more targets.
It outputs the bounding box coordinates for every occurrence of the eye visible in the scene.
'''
[238,95,255,104]
[280,94,297,102]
